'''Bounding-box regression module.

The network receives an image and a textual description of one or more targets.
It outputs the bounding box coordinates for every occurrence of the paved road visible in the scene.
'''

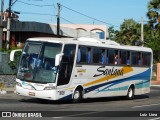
[0,86,160,120]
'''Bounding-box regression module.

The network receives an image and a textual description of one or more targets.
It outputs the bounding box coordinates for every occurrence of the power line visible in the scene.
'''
[60,16,88,29]
[60,16,75,24]
[17,0,54,7]
[12,0,18,7]
[52,1,57,10]
[60,4,119,28]
[20,11,56,17]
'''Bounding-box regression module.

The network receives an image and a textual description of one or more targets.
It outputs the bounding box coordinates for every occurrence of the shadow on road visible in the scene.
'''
[19,94,149,105]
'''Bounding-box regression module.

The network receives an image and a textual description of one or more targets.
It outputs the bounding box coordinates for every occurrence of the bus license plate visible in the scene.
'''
[29,92,35,96]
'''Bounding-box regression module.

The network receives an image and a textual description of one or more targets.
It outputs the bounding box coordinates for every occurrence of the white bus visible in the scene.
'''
[11,37,153,103]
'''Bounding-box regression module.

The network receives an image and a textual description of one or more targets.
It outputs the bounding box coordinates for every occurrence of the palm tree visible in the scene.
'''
[114,19,141,45]
[147,0,160,28]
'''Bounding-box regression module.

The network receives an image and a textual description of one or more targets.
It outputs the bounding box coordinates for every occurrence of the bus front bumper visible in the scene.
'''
[16,85,58,100]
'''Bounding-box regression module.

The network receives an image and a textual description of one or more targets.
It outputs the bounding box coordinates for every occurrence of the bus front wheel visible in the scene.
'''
[126,86,135,100]
[73,89,82,103]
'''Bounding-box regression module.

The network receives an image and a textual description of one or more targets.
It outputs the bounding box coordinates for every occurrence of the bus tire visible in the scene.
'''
[126,86,134,100]
[73,89,82,103]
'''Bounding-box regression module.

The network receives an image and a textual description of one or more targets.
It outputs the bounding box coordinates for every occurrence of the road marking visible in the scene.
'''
[132,103,160,108]
[148,117,160,120]
[52,111,104,118]
[53,117,63,119]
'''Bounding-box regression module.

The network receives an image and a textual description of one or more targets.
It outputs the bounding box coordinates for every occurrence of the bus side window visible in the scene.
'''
[114,50,118,65]
[108,49,114,64]
[121,50,127,65]
[119,51,122,64]
[93,47,101,64]
[147,53,151,66]
[142,53,145,65]
[78,46,87,63]
[142,52,151,66]
[137,52,141,65]
[127,51,130,65]
[77,48,81,63]
[101,49,105,64]
[106,49,108,64]
[87,48,91,63]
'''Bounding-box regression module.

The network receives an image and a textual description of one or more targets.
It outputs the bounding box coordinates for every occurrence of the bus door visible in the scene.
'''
[57,44,76,87]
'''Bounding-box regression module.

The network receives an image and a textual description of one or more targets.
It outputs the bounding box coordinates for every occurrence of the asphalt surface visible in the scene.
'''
[0,86,160,120]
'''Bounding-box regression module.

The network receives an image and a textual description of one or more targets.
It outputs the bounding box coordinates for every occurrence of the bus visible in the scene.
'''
[11,37,153,103]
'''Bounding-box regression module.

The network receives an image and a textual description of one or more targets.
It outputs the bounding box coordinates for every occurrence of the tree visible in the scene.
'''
[144,24,160,63]
[114,19,141,45]
[147,0,160,28]
[146,0,160,63]
[108,26,115,40]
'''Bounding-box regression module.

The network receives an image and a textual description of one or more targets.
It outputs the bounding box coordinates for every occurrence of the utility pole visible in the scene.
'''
[141,17,144,46]
[0,0,4,49]
[57,1,60,37]
[1,0,4,25]
[6,0,12,50]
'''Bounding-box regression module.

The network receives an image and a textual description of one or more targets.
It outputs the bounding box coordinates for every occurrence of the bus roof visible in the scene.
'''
[27,37,152,53]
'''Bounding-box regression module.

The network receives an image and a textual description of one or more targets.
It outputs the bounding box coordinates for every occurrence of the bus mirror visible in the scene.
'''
[10,49,22,61]
[55,53,64,66]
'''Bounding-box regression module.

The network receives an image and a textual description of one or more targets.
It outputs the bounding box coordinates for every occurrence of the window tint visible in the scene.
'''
[101,49,105,64]
[93,48,101,63]
[131,52,142,65]
[114,50,118,65]
[106,50,108,64]
[87,48,91,63]
[108,49,114,64]
[131,52,137,65]
[121,50,127,64]
[147,53,151,66]
[58,44,76,86]
[78,47,87,63]
[142,52,151,66]
[77,46,91,64]
[76,46,151,67]
[127,51,130,65]
[92,48,105,64]
[137,52,141,65]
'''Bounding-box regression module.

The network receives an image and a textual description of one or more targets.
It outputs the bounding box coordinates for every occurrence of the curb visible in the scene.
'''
[0,90,16,94]
[151,85,160,87]
[0,89,16,94]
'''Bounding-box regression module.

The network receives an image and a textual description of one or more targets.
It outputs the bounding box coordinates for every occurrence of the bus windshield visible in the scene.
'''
[17,41,62,83]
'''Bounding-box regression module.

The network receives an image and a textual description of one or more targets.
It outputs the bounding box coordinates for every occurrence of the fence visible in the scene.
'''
[0,52,16,75]
[0,52,16,89]
[152,64,157,80]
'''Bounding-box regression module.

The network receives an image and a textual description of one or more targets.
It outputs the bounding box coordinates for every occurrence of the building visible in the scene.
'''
[0,10,19,21]
[2,21,99,48]
[60,24,108,39]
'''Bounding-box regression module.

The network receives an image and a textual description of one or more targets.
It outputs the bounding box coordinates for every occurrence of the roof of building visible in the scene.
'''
[3,21,99,38]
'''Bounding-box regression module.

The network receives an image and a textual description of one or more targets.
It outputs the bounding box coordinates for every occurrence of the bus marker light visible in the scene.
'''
[29,92,35,96]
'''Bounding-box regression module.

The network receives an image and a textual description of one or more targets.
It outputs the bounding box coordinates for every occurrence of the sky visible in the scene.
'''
[3,0,150,29]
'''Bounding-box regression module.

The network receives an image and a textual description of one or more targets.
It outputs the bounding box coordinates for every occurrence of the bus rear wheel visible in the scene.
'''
[126,86,134,100]
[73,89,82,103]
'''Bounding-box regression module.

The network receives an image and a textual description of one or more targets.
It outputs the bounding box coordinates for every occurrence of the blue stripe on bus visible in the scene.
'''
[95,80,150,93]
[84,68,151,94]
[59,94,72,101]
[60,68,151,100]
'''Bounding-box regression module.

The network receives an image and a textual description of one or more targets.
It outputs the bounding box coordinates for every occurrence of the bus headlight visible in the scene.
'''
[16,82,22,87]
[44,86,56,90]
